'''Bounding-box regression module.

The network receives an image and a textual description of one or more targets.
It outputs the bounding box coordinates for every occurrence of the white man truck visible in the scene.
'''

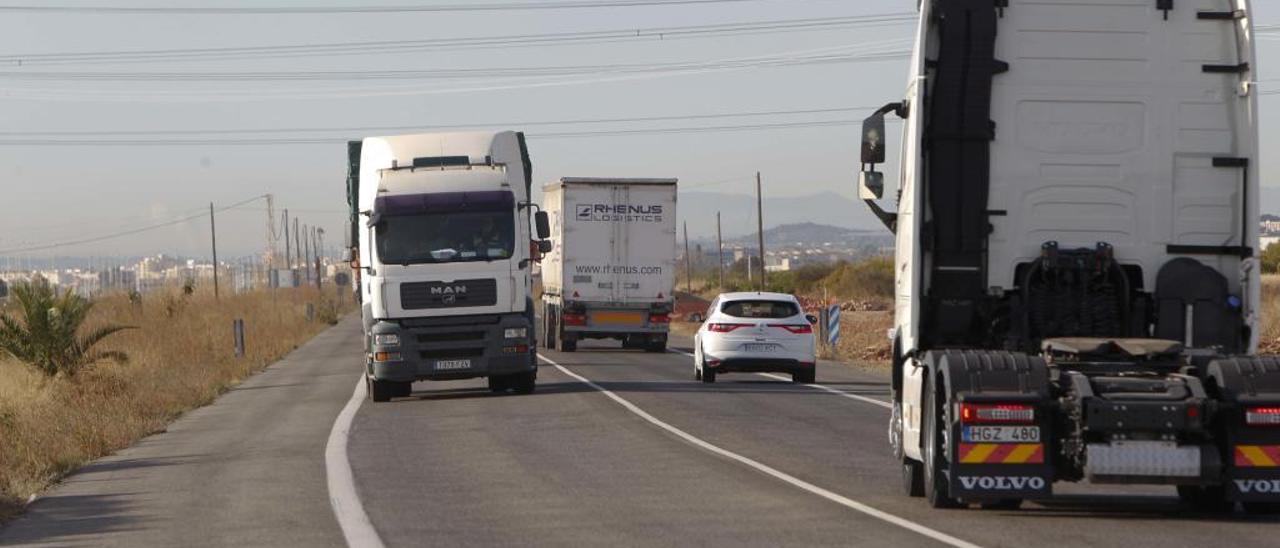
[860,0,1280,512]
[540,178,678,353]
[347,132,552,402]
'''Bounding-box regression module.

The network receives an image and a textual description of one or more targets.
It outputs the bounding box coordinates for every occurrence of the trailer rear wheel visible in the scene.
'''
[645,340,667,353]
[792,368,816,384]
[923,375,962,508]
[559,336,577,352]
[544,306,558,350]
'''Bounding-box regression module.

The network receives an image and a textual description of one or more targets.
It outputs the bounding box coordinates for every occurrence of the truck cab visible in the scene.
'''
[859,0,1280,512]
[350,132,551,402]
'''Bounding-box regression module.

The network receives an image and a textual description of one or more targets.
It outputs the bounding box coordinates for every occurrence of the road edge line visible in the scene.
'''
[540,354,983,548]
[325,377,387,548]
[668,349,893,410]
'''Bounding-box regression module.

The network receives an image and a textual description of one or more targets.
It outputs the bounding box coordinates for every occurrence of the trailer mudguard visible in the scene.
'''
[1208,357,1280,502]
[929,351,1055,500]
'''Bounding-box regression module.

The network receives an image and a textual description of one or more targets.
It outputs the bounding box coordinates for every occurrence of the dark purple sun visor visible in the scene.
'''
[374,191,515,216]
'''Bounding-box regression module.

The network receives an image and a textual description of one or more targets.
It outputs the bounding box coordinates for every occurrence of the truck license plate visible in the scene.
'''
[962,426,1040,443]
[743,343,778,353]
[435,359,472,371]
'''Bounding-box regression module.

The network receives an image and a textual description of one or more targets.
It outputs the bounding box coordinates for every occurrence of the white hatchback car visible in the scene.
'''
[694,292,818,384]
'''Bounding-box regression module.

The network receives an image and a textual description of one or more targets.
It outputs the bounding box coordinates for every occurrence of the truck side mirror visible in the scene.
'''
[861,113,886,165]
[538,240,554,254]
[535,211,551,240]
[859,171,885,200]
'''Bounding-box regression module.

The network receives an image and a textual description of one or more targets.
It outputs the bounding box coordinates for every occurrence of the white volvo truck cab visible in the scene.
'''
[348,132,551,402]
[860,0,1280,512]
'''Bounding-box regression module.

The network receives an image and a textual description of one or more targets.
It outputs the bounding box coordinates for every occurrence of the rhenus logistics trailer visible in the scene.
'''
[858,0,1280,512]
[541,178,678,353]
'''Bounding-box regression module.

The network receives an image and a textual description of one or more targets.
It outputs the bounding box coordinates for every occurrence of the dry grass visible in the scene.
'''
[0,286,352,521]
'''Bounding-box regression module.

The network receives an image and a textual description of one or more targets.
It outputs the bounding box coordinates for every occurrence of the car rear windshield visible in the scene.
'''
[720,300,799,319]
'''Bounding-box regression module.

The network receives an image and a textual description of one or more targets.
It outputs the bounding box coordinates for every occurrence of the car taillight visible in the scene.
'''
[563,313,587,326]
[708,323,749,333]
[769,323,812,334]
[1246,407,1280,426]
[960,403,1035,424]
[650,313,671,324]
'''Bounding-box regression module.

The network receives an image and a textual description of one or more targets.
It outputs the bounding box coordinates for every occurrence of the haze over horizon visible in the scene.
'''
[1,0,1279,259]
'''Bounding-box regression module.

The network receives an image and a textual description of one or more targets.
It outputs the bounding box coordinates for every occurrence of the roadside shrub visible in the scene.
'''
[0,280,134,378]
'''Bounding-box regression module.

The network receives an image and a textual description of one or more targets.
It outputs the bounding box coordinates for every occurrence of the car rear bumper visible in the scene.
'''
[704,353,815,374]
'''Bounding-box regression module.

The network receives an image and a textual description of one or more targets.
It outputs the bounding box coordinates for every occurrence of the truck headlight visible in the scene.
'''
[504,327,528,339]
[374,334,401,346]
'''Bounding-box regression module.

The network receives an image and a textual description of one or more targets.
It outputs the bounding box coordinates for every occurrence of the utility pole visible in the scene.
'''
[303,223,311,284]
[716,211,724,290]
[683,221,692,294]
[294,217,301,271]
[756,171,766,290]
[209,202,220,301]
[315,228,325,289]
[283,209,291,271]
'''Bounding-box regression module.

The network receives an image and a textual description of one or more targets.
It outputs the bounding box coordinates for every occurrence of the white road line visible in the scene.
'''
[325,378,386,548]
[540,355,983,548]
[668,349,893,410]
[757,373,893,410]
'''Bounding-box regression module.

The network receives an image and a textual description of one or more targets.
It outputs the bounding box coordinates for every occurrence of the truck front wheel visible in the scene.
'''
[510,370,536,395]
[369,378,400,403]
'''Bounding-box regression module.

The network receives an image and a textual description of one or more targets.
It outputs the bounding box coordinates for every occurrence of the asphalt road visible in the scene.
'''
[4,318,1279,547]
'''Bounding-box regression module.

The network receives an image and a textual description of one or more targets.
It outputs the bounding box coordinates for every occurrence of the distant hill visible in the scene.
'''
[678,190,889,240]
[722,222,885,246]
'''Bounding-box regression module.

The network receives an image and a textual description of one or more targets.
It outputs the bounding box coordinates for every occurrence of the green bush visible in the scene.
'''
[0,279,134,378]
[1263,244,1280,274]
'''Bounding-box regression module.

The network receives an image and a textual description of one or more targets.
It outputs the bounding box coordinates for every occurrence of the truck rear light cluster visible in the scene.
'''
[769,323,813,334]
[562,313,587,326]
[960,403,1035,424]
[1246,407,1280,426]
[649,313,671,324]
[708,323,749,333]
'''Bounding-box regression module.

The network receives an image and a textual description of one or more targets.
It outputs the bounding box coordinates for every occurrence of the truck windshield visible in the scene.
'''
[376,211,514,265]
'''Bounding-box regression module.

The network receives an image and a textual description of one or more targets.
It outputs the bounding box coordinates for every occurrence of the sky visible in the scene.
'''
[0,0,1277,262]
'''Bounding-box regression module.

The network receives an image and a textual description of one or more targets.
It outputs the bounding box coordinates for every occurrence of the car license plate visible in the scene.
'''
[435,359,472,371]
[743,343,778,353]
[962,425,1040,443]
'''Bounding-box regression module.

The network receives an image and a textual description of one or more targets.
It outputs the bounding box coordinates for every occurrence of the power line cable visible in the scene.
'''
[0,118,865,146]
[0,195,268,255]
[0,14,915,66]
[0,44,912,101]
[0,0,794,14]
[5,105,880,137]
[0,48,908,82]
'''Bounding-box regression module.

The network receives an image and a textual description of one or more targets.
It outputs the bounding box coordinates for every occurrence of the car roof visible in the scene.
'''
[716,291,798,302]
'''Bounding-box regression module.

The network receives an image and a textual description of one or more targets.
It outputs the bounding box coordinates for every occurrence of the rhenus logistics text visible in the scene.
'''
[576,204,664,223]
